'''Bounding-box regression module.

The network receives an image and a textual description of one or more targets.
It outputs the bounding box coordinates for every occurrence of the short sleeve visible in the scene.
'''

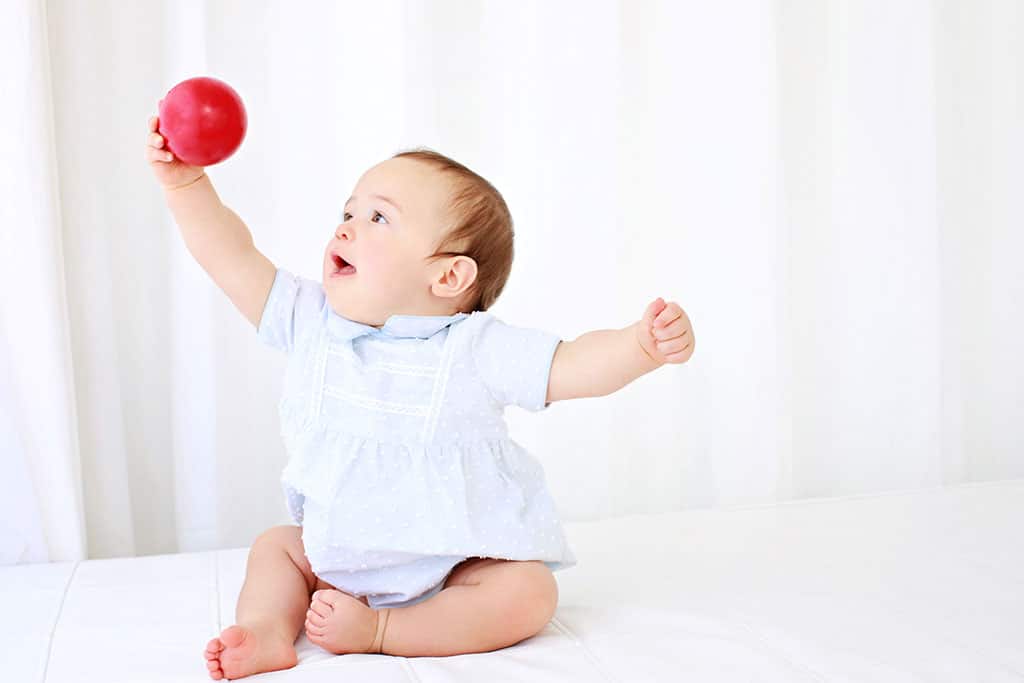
[470,313,562,412]
[256,268,326,353]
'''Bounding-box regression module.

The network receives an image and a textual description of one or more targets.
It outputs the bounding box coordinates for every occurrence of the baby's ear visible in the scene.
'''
[431,255,478,300]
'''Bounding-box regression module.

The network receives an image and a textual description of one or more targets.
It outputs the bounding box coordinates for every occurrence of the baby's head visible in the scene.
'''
[323,149,514,327]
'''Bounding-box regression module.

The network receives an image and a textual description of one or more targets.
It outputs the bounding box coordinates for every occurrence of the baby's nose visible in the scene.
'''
[335,224,352,240]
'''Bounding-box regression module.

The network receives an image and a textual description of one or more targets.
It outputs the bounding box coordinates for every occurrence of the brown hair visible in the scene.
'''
[392,148,514,312]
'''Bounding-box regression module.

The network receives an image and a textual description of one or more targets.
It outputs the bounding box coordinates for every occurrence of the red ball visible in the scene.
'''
[158,76,247,166]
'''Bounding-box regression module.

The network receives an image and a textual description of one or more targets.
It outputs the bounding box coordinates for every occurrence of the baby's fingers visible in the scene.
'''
[656,336,690,356]
[652,317,688,341]
[653,302,683,327]
[147,146,174,163]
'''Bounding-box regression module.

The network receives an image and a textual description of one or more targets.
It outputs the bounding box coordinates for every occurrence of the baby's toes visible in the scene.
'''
[203,638,224,679]
[305,608,326,634]
[309,595,334,618]
[206,659,224,680]
[305,625,327,648]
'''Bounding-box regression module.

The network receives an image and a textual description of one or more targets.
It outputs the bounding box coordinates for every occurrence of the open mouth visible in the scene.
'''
[330,253,357,277]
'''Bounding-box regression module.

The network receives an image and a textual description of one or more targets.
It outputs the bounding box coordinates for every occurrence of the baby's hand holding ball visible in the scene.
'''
[144,114,205,190]
[144,76,247,190]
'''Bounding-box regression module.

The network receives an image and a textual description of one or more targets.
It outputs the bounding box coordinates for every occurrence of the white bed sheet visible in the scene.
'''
[4,479,1022,682]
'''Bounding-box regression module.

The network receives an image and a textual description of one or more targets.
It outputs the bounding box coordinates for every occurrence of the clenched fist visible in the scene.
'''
[635,298,694,365]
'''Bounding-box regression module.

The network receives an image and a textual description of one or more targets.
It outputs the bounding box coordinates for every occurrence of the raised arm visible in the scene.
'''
[147,113,275,329]
[546,298,694,403]
[163,175,276,328]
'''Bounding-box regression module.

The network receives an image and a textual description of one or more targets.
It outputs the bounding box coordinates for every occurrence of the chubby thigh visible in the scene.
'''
[254,524,555,611]
[257,523,464,608]
[252,524,370,606]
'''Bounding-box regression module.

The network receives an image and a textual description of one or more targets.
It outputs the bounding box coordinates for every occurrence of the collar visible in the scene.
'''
[326,308,469,342]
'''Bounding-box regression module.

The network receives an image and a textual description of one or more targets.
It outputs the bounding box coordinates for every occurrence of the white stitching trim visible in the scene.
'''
[322,385,429,416]
[421,324,460,445]
[324,350,439,378]
[311,326,327,423]
[372,361,438,377]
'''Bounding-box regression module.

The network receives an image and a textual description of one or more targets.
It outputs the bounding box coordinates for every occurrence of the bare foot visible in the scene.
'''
[203,624,298,680]
[305,589,381,654]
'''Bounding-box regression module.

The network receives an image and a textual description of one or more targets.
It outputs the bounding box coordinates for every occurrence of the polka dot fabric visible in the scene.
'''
[256,268,577,609]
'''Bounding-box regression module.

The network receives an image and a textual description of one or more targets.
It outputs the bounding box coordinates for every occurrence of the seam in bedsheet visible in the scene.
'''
[871,593,1024,678]
[725,611,829,682]
[396,656,423,682]
[549,616,620,682]
[214,552,223,633]
[580,479,1024,527]
[712,478,1024,513]
[40,560,79,683]
[300,654,421,681]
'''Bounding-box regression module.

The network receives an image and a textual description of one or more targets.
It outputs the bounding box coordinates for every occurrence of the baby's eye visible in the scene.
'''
[340,210,388,224]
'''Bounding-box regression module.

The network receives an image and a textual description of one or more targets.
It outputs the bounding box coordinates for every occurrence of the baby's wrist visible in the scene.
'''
[163,172,207,191]
[632,321,664,368]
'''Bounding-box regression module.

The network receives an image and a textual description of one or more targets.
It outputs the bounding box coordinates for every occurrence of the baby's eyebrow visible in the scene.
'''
[344,194,403,214]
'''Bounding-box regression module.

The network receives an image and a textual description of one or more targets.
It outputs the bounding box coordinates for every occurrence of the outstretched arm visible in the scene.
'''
[148,114,275,329]
[163,175,277,329]
[546,298,694,403]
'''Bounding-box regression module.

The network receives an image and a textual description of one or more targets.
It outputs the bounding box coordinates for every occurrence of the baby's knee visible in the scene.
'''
[249,525,315,585]
[497,562,558,637]
[250,524,303,554]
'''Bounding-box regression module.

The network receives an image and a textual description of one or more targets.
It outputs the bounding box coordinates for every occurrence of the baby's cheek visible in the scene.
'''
[357,251,386,278]
[383,253,420,283]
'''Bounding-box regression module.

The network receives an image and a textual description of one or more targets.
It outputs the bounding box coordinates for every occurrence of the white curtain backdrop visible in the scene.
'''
[1,0,1021,564]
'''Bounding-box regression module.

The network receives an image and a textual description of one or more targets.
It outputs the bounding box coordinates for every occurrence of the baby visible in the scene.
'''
[145,115,694,680]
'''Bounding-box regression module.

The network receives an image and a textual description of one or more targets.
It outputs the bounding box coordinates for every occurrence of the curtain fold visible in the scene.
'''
[0,0,87,562]
[1,0,1021,564]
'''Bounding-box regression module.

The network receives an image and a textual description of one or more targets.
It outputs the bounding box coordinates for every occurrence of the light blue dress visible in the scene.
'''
[257,268,577,609]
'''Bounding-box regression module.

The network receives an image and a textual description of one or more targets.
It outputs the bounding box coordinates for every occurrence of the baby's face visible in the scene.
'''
[323,157,457,326]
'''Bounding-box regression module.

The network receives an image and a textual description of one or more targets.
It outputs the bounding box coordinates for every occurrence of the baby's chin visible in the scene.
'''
[325,290,459,328]
[323,290,381,327]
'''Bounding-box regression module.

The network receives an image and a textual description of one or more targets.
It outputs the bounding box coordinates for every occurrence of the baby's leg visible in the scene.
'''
[378,558,558,657]
[204,525,321,680]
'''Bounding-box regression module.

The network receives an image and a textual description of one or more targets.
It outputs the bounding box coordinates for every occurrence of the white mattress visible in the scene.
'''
[5,479,1023,682]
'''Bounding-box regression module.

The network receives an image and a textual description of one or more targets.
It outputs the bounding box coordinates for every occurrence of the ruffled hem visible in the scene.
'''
[279,433,577,571]
[298,509,578,575]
